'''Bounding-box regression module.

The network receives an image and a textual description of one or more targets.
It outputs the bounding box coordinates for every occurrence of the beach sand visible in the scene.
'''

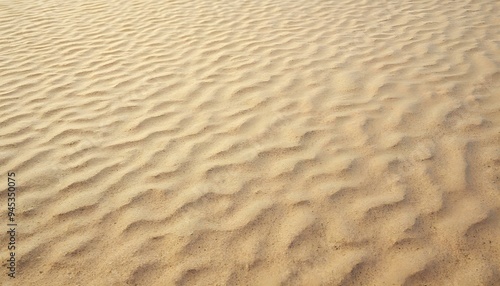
[1,0,499,285]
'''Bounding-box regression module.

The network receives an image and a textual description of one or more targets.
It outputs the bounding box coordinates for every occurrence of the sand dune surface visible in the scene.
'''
[1,0,499,285]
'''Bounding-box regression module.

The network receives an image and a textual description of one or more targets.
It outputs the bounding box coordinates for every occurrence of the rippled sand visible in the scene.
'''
[1,0,499,285]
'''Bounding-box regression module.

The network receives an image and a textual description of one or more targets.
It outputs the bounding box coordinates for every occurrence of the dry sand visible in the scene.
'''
[1,0,500,285]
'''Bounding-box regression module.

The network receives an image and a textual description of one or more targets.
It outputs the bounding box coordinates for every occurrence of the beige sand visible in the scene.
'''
[1,0,499,285]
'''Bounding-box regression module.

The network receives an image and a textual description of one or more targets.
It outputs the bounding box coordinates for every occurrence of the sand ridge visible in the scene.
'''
[0,0,499,285]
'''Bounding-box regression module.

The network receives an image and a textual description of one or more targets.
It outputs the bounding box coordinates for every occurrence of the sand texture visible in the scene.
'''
[1,0,500,285]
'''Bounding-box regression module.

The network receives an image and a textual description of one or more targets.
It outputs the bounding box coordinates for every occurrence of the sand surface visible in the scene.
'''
[1,0,500,285]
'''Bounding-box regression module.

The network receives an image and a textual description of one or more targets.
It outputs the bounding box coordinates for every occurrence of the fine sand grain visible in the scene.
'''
[1,0,499,285]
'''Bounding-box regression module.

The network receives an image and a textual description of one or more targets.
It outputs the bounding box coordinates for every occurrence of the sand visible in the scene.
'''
[1,0,499,285]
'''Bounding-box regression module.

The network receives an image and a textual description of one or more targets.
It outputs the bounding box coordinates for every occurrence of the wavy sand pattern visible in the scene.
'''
[1,0,500,285]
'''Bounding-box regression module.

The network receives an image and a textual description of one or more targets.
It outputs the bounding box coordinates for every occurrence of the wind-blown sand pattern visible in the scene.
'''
[1,0,500,285]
